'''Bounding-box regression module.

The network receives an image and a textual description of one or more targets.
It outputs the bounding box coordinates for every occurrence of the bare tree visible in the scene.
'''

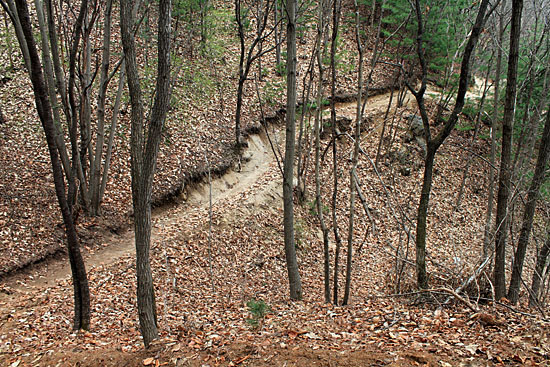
[10,0,90,330]
[330,0,343,305]
[313,0,330,303]
[343,0,386,306]
[234,0,279,146]
[494,0,523,300]
[120,0,172,347]
[408,0,491,289]
[283,0,302,300]
[508,99,550,303]
[482,0,508,258]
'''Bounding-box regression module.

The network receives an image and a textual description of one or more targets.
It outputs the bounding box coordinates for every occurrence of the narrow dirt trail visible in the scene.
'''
[1,84,473,296]
[1,132,277,295]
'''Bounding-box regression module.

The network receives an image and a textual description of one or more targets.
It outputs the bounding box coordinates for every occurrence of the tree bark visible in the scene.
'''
[482,4,505,257]
[507,100,550,303]
[120,0,172,347]
[13,0,90,330]
[331,0,342,305]
[494,0,523,300]
[283,0,302,301]
[234,0,274,147]
[411,0,490,290]
[314,0,330,304]
[33,0,71,182]
[415,145,436,289]
[90,0,113,216]
[4,0,31,71]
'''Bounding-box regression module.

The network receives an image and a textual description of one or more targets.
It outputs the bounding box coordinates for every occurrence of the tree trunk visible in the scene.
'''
[415,145,436,289]
[13,0,90,331]
[120,0,172,347]
[33,0,71,182]
[530,229,550,307]
[314,0,330,304]
[100,65,125,202]
[482,5,505,257]
[90,0,113,216]
[274,0,281,69]
[330,0,342,305]
[410,0,490,290]
[5,0,31,71]
[494,0,523,300]
[283,0,302,301]
[508,101,550,303]
[343,0,364,306]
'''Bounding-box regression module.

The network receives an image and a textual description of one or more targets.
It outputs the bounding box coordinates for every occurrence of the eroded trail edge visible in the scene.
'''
[2,131,278,294]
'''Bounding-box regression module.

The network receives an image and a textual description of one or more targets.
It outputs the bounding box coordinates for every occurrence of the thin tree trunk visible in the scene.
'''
[507,101,550,303]
[531,229,550,307]
[513,65,550,188]
[314,0,330,303]
[2,10,14,69]
[120,0,172,347]
[275,0,281,69]
[494,0,523,300]
[33,0,71,181]
[331,0,342,305]
[415,145,436,288]
[13,0,90,331]
[90,0,113,215]
[283,0,302,301]
[482,6,505,257]
[67,0,90,210]
[296,39,317,204]
[5,0,31,71]
[411,0,490,289]
[342,0,363,306]
[99,65,125,202]
[454,58,492,211]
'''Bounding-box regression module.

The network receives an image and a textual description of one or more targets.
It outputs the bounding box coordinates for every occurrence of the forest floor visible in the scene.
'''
[1,86,549,366]
[1,0,549,365]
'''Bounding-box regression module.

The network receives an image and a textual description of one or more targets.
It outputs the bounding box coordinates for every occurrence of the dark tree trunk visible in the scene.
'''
[330,0,342,305]
[415,145,436,289]
[234,0,274,147]
[13,0,90,330]
[410,0,490,290]
[283,0,302,301]
[235,75,245,147]
[494,0,523,300]
[508,101,550,303]
[120,0,172,347]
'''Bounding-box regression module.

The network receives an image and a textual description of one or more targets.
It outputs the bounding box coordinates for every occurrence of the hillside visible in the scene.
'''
[1,0,549,366]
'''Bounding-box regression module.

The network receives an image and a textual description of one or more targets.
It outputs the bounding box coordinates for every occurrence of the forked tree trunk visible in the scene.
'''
[13,0,90,330]
[120,0,172,347]
[411,0,490,289]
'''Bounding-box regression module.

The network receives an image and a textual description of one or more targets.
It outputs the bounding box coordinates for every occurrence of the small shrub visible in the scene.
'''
[246,298,270,329]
